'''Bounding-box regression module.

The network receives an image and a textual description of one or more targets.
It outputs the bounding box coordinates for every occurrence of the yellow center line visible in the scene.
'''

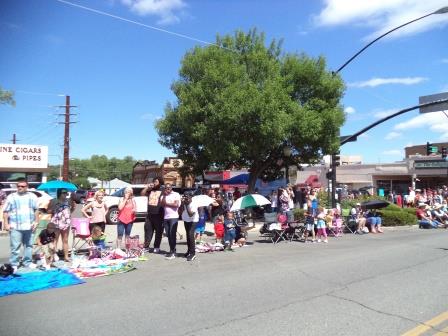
[401,311,448,336]
[434,326,448,336]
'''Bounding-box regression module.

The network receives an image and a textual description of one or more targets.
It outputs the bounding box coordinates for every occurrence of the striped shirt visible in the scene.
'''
[3,192,38,230]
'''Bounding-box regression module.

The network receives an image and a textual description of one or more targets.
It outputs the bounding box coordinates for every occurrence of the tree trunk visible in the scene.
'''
[247,172,258,193]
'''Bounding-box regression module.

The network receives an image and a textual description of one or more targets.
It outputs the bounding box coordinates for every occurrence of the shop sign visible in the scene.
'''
[414,160,448,169]
[0,144,48,168]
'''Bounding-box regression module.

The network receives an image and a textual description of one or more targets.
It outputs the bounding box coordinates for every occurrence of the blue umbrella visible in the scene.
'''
[37,180,78,192]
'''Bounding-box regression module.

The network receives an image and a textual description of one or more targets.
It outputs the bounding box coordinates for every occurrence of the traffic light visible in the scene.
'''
[326,170,333,179]
[442,147,447,159]
[426,142,438,155]
[332,153,341,167]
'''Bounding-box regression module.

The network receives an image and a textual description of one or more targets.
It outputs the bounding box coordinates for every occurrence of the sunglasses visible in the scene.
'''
[17,185,27,188]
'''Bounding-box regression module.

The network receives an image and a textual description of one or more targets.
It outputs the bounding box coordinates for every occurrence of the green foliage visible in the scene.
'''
[378,209,417,226]
[293,208,305,222]
[402,207,417,216]
[316,190,329,208]
[0,86,15,107]
[156,28,345,191]
[340,195,387,210]
[48,156,136,185]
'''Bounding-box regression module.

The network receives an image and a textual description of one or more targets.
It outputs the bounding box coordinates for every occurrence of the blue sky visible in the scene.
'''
[1,0,447,166]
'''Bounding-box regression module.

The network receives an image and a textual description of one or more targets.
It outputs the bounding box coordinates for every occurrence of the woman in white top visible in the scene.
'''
[82,191,108,233]
[181,192,199,261]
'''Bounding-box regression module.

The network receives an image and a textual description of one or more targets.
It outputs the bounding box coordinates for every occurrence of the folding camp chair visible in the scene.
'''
[259,212,278,241]
[341,209,356,234]
[271,214,290,243]
[71,218,91,256]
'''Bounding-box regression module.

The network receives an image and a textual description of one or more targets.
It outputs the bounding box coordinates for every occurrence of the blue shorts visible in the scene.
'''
[195,223,206,234]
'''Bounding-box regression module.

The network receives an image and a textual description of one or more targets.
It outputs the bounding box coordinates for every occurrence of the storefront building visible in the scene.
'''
[0,143,49,187]
[296,143,448,196]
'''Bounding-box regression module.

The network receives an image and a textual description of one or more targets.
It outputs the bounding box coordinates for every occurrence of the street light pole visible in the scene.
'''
[335,6,448,74]
[330,6,448,207]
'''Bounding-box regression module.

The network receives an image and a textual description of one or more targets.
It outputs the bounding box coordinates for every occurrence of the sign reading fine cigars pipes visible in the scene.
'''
[0,144,48,169]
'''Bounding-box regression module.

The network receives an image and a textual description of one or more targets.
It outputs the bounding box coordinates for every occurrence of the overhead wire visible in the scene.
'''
[54,0,236,52]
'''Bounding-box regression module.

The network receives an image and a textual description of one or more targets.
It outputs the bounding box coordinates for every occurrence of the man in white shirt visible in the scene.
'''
[3,180,39,270]
[160,183,181,260]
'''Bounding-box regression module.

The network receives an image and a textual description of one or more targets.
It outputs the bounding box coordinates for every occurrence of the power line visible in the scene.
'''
[54,0,236,52]
[16,90,65,96]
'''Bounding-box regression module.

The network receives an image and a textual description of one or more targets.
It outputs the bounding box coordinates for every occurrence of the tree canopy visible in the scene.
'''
[0,86,15,107]
[156,29,346,191]
[47,155,136,186]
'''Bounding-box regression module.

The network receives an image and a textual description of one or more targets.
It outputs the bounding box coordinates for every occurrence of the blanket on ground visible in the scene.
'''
[70,258,137,278]
[0,269,85,297]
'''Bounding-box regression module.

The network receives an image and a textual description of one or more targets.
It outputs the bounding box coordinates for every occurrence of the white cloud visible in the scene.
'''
[349,77,427,88]
[315,0,448,40]
[121,0,186,25]
[373,108,399,119]
[382,149,403,156]
[385,131,402,140]
[394,112,448,137]
[344,106,356,114]
[141,113,156,120]
[442,58,448,64]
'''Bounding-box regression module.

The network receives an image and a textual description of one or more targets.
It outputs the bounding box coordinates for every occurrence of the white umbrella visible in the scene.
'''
[230,194,271,211]
[191,195,215,207]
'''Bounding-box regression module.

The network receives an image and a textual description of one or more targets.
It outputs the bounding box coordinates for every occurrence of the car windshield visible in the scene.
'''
[111,188,125,197]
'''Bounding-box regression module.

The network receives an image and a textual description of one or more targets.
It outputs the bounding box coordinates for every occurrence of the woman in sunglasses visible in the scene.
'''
[48,188,75,262]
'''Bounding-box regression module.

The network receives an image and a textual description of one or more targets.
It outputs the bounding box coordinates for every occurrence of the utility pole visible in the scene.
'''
[10,133,19,144]
[58,95,77,181]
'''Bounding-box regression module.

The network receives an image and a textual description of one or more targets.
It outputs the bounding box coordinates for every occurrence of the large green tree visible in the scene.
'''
[0,86,15,106]
[156,29,345,191]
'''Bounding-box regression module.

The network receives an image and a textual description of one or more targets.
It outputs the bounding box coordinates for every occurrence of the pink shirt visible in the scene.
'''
[163,191,181,220]
[118,199,136,224]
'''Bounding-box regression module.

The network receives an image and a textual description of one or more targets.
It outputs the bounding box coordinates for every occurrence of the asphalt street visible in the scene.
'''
[0,214,447,336]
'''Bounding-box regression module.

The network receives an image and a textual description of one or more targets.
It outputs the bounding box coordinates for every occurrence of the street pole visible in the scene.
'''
[330,6,448,207]
[59,95,77,181]
[62,95,70,181]
[331,156,336,208]
[335,7,448,74]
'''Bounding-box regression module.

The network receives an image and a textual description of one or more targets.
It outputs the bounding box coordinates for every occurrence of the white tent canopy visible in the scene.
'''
[88,177,131,194]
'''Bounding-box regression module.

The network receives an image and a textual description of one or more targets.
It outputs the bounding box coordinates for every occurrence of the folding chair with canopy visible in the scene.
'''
[71,218,91,256]
[341,208,356,233]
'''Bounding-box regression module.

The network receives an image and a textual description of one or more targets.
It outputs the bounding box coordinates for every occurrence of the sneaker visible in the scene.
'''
[165,253,176,260]
[153,248,160,254]
[186,254,196,261]
[323,239,328,243]
[183,252,190,258]
[317,239,322,243]
[312,240,317,243]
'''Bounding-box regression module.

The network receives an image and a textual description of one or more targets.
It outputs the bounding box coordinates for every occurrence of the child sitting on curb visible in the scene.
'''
[36,222,57,269]
[224,211,237,251]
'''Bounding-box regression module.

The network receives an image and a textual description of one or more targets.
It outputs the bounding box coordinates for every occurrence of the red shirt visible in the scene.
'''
[416,208,426,220]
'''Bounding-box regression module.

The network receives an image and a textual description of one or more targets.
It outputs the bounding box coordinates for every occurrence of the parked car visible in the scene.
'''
[101,185,148,224]
[1,188,52,208]
[71,189,90,204]
[99,185,199,224]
